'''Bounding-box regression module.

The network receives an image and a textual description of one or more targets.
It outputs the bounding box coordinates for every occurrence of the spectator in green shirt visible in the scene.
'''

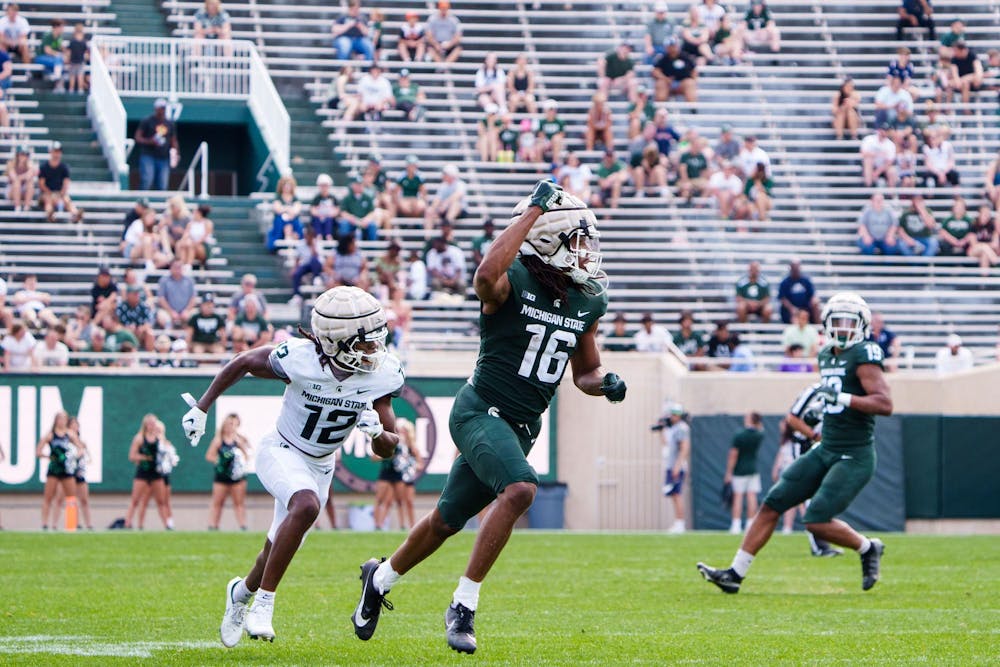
[471,219,495,267]
[741,1,781,53]
[743,161,774,222]
[232,294,272,348]
[592,150,628,209]
[724,412,764,533]
[497,113,519,163]
[938,18,963,58]
[735,260,772,322]
[393,154,427,218]
[627,86,656,140]
[938,196,974,256]
[35,19,66,87]
[597,41,638,102]
[393,68,425,121]
[673,310,707,358]
[897,194,940,256]
[536,98,566,163]
[339,176,379,240]
[677,137,711,203]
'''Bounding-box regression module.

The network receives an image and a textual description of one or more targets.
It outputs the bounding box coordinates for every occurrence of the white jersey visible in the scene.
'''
[268,337,405,457]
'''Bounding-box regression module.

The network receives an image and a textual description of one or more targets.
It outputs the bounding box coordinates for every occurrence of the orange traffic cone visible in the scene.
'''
[64,496,78,532]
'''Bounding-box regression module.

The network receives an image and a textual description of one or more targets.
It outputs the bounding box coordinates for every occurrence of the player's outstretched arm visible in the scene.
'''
[182,346,283,447]
[570,323,627,403]
[194,346,283,413]
[473,180,556,310]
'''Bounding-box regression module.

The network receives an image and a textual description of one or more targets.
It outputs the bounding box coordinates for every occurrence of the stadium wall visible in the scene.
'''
[4,355,1000,528]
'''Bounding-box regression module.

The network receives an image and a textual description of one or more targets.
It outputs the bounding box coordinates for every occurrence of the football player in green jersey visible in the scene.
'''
[698,293,892,593]
[352,181,627,654]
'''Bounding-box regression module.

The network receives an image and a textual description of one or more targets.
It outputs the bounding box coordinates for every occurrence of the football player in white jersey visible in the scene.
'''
[181,286,405,646]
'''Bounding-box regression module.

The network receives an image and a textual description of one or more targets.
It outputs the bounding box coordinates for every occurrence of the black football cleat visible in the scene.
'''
[696,562,743,594]
[445,603,477,654]
[860,538,885,591]
[352,558,393,640]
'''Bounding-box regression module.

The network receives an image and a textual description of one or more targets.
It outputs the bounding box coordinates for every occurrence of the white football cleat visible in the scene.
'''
[220,577,249,648]
[246,596,275,642]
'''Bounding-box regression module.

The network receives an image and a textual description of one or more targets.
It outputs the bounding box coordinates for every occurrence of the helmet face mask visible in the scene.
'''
[822,293,871,349]
[334,325,389,373]
[310,286,389,373]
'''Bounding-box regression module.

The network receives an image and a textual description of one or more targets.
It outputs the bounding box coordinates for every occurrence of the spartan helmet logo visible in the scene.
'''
[512,194,606,289]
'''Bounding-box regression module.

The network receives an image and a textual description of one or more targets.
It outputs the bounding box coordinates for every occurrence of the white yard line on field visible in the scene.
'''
[0,635,218,658]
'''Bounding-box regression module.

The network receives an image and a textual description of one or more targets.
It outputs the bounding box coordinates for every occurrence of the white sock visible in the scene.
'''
[730,549,754,578]
[730,518,742,530]
[672,519,685,530]
[166,518,175,529]
[256,589,275,605]
[452,576,481,611]
[857,536,872,554]
[373,559,401,595]
[233,579,254,604]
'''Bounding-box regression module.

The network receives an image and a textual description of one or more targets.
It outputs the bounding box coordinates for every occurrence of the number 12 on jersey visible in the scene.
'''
[518,324,577,383]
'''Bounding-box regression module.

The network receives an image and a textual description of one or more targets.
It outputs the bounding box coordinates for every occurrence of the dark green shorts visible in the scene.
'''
[763,444,876,524]
[436,383,542,530]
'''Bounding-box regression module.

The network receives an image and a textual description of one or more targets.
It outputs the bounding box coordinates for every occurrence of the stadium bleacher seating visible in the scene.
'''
[3,0,1000,368]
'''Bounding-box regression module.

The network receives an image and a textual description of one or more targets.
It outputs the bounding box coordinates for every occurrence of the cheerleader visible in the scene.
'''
[35,411,81,530]
[206,413,250,530]
[124,414,172,530]
[51,416,95,530]
[394,419,422,530]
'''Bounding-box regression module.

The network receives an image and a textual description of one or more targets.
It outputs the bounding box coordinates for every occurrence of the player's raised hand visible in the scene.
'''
[356,402,384,440]
[181,392,207,447]
[600,372,627,404]
[528,180,564,213]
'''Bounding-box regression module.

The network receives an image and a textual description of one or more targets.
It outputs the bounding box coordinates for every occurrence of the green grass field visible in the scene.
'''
[2,531,998,665]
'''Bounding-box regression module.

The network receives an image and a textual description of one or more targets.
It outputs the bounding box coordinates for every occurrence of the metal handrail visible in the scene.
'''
[177,140,209,199]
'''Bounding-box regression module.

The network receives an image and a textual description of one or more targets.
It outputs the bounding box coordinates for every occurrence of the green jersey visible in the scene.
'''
[942,214,973,240]
[899,207,934,238]
[596,160,625,180]
[39,31,63,56]
[731,427,763,476]
[673,330,706,356]
[396,173,424,198]
[735,275,770,300]
[499,126,519,150]
[817,341,884,451]
[679,151,708,179]
[471,259,608,424]
[47,432,73,476]
[393,82,420,105]
[538,116,565,139]
[342,191,375,219]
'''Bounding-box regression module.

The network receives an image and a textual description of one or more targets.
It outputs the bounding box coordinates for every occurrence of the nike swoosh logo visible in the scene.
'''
[577,310,590,318]
[356,389,369,395]
[840,455,852,460]
[184,418,195,425]
[354,595,371,627]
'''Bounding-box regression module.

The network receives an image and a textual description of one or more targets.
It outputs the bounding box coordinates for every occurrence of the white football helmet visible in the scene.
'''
[821,292,871,349]
[513,192,606,288]
[310,286,389,372]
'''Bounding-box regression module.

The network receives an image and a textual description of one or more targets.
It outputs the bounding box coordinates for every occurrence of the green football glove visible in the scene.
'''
[528,180,564,213]
[600,372,627,404]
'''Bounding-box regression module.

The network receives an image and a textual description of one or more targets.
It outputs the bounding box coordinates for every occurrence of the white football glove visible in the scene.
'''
[356,405,384,440]
[181,392,207,447]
